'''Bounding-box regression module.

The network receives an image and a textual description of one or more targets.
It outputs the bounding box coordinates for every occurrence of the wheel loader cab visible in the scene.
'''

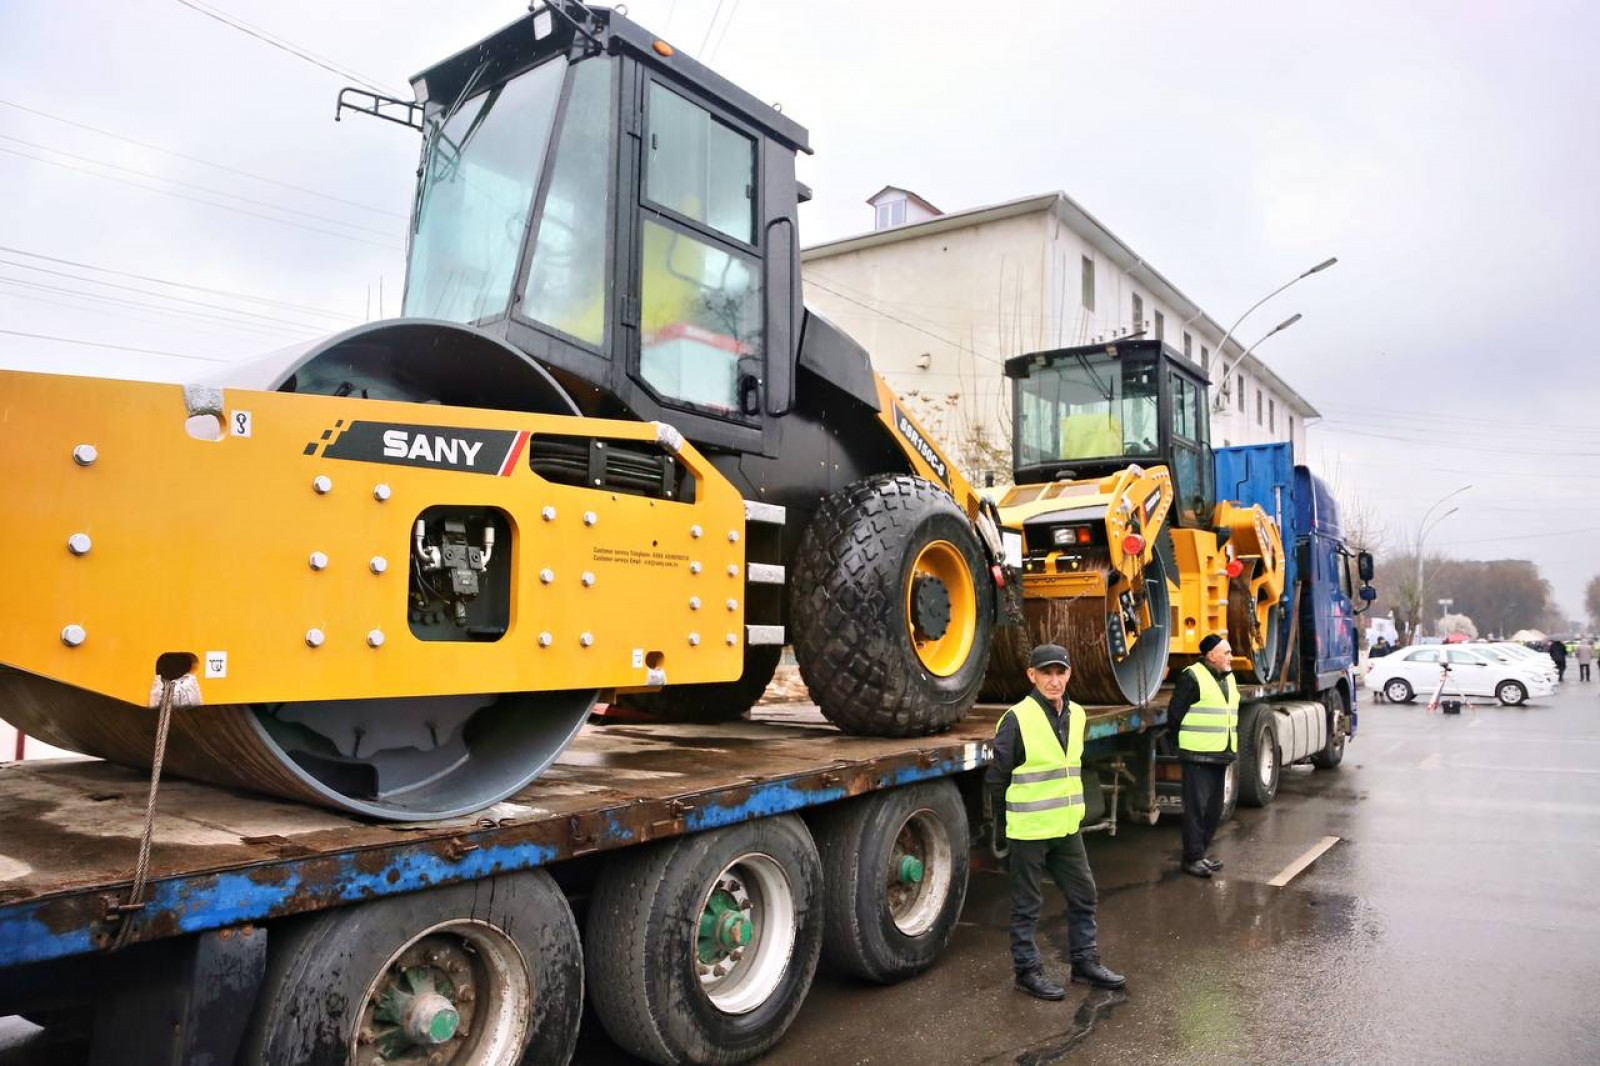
[1008,340,1215,527]
[402,5,808,459]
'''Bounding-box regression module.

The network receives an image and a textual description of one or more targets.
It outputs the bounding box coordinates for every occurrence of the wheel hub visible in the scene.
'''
[896,855,925,884]
[365,935,479,1063]
[910,574,952,641]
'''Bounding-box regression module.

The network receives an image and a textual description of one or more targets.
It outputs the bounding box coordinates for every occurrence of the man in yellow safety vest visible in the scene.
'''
[988,643,1126,999]
[1168,632,1239,878]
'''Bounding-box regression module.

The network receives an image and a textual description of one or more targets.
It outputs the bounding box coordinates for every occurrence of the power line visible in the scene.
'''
[698,0,729,55]
[0,327,230,363]
[0,274,321,339]
[0,145,405,251]
[706,0,742,63]
[0,285,307,347]
[171,0,401,97]
[0,97,407,219]
[0,133,402,239]
[805,278,1005,369]
[0,244,354,321]
[1312,422,1600,458]
[0,257,333,332]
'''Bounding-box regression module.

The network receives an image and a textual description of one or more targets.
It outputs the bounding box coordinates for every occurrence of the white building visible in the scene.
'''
[801,189,1316,485]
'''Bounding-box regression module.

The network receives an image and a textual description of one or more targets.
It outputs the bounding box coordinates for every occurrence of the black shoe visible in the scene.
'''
[1202,857,1224,871]
[1182,860,1213,878]
[1072,958,1127,989]
[1014,969,1067,1000]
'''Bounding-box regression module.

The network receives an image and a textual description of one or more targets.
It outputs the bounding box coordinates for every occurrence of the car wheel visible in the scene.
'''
[1383,678,1414,704]
[1496,680,1528,706]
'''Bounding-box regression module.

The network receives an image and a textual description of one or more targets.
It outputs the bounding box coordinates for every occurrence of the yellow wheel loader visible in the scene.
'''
[0,5,1013,819]
[983,339,1286,702]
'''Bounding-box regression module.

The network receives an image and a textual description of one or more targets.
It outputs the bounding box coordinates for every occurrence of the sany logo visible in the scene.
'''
[382,429,485,466]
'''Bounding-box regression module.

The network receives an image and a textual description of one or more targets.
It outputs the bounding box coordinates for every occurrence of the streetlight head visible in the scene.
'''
[1303,257,1338,277]
[1274,312,1303,333]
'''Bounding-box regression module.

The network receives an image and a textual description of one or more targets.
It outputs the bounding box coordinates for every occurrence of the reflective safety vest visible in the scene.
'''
[998,696,1086,840]
[1178,662,1239,753]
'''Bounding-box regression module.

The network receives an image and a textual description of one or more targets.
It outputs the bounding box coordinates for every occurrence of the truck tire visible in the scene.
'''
[585,815,823,1065]
[1236,706,1281,807]
[238,871,582,1066]
[792,475,995,737]
[1220,761,1239,824]
[812,779,969,983]
[1311,688,1348,769]
[618,645,784,722]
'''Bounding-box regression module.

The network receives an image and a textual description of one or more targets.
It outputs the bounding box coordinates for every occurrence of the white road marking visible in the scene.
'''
[1468,716,1483,728]
[1418,752,1443,770]
[1268,835,1341,888]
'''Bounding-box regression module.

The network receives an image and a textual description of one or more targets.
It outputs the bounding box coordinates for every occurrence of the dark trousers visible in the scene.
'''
[1556,662,1566,682]
[1007,832,1099,974]
[1180,761,1229,863]
[1581,663,1591,681]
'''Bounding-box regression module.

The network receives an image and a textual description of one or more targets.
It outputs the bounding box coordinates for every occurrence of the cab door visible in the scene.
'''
[619,70,772,455]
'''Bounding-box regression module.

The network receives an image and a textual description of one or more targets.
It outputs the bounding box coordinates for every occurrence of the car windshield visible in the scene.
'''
[405,58,568,324]
[1016,354,1159,468]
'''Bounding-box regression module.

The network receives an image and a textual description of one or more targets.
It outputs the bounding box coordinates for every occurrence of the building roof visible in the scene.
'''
[865,185,942,216]
[802,190,1319,419]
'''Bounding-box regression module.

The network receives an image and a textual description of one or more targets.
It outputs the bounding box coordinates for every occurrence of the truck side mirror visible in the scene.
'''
[1357,551,1374,582]
[1359,586,1377,602]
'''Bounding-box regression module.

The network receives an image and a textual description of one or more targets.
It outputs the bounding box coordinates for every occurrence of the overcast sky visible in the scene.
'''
[4,0,1598,619]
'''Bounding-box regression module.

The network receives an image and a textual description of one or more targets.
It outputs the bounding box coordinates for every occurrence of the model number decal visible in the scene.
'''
[891,403,949,485]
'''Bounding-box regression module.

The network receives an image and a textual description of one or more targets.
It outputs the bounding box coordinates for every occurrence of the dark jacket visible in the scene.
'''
[986,688,1071,790]
[1549,641,1568,666]
[1166,663,1238,765]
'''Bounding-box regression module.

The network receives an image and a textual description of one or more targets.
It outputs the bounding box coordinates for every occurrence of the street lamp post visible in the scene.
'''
[1413,484,1471,640]
[1212,313,1303,412]
[1206,257,1336,399]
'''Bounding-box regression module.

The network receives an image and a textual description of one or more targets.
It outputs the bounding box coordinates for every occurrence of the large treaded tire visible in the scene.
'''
[585,816,823,1065]
[791,475,995,737]
[812,779,970,984]
[238,871,582,1065]
[618,646,783,723]
[1311,687,1348,768]
[1236,703,1281,808]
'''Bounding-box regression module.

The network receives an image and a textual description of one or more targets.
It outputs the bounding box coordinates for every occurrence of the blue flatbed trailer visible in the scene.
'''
[0,698,1170,1064]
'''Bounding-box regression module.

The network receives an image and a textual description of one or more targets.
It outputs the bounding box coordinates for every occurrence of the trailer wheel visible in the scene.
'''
[812,779,969,983]
[618,645,784,722]
[238,871,581,1066]
[585,815,823,1065]
[1311,688,1348,769]
[1236,707,1280,808]
[792,475,995,737]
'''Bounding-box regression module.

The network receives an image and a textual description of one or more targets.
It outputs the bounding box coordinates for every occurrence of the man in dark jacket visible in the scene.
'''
[1549,639,1568,682]
[988,644,1126,1000]
[1167,633,1239,878]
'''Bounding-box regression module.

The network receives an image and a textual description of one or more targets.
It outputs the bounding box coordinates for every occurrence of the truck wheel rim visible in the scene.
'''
[694,853,795,1015]
[1258,735,1276,787]
[353,920,532,1065]
[905,541,977,677]
[887,808,953,936]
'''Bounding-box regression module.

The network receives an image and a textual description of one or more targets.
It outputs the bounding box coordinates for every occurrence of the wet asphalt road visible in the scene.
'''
[6,680,1599,1064]
[748,678,1600,1066]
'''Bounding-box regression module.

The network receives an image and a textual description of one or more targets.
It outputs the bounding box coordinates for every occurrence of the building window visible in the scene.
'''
[1256,387,1263,426]
[1236,376,1245,412]
[1183,332,1192,360]
[1081,256,1095,311]
[1154,310,1164,340]
[1268,398,1276,433]
[1288,414,1295,439]
[1201,345,1210,372]
[874,199,907,230]
[1131,292,1143,331]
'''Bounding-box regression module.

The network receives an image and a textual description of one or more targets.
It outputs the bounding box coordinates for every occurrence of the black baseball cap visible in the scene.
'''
[1029,644,1071,669]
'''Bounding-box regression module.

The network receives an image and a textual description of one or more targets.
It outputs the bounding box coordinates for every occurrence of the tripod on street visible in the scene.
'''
[1425,662,1474,714]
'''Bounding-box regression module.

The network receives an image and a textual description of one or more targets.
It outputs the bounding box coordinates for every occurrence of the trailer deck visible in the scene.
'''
[0,700,1164,969]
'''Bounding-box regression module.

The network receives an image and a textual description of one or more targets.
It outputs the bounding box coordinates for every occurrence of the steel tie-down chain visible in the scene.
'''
[109,677,176,951]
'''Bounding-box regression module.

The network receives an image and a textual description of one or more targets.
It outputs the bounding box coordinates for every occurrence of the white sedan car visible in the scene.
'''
[1366,645,1555,705]
[1489,642,1561,683]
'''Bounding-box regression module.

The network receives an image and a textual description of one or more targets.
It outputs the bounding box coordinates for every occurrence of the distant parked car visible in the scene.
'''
[1365,645,1555,706]
[1489,642,1561,684]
